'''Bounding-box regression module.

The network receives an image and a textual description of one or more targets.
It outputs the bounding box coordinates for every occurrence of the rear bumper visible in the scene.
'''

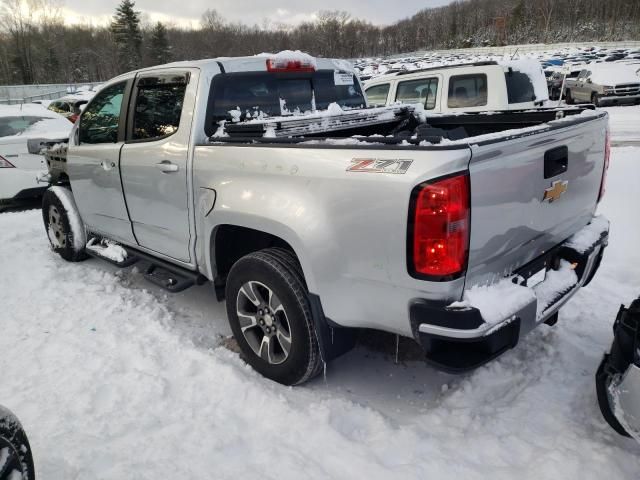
[0,168,47,202]
[411,217,609,372]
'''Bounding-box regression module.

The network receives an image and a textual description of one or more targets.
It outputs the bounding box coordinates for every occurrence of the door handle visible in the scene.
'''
[156,161,179,173]
[101,160,116,171]
[544,146,568,179]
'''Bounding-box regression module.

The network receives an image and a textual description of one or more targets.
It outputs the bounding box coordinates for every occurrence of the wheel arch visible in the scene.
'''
[206,219,316,299]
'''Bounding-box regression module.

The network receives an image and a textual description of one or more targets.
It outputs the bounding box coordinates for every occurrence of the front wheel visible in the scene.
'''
[591,92,601,107]
[42,186,88,262]
[225,248,322,386]
[0,406,36,480]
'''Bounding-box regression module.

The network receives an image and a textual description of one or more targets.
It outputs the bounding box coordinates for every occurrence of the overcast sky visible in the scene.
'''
[61,0,452,28]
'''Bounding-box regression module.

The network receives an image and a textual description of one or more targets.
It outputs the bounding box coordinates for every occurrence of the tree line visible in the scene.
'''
[1,0,639,85]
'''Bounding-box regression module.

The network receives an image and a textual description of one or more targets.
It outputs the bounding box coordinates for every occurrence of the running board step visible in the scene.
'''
[85,239,140,268]
[143,264,201,293]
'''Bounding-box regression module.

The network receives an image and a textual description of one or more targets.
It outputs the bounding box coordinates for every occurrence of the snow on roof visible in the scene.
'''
[0,103,71,141]
[588,63,640,85]
[0,103,61,119]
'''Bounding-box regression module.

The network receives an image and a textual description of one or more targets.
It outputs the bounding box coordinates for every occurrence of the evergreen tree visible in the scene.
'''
[110,0,142,72]
[148,22,171,66]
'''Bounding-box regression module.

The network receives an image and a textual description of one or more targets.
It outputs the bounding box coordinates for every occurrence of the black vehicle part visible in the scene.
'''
[0,406,36,480]
[596,297,640,437]
[410,300,522,373]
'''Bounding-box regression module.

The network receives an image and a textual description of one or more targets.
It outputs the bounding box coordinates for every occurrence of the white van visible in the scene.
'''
[363,60,549,113]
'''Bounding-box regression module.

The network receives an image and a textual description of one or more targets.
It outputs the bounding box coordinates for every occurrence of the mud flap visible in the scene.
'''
[308,293,357,363]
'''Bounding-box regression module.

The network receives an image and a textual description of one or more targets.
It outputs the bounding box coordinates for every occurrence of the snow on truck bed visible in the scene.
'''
[0,148,639,478]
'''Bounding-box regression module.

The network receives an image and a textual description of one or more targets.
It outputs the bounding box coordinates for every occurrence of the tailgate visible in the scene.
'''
[465,112,608,288]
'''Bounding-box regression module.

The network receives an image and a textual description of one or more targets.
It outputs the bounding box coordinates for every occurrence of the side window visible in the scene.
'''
[79,82,126,144]
[365,84,390,106]
[395,78,439,109]
[447,74,488,108]
[132,75,188,141]
[504,71,536,103]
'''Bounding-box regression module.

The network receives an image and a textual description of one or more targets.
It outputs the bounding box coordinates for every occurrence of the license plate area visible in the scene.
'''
[513,247,561,287]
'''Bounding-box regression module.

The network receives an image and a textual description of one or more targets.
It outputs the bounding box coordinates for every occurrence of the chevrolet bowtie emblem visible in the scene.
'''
[543,180,568,203]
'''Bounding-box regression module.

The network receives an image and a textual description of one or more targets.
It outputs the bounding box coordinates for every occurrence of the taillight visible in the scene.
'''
[266,57,316,73]
[0,156,15,168]
[598,130,611,203]
[69,114,79,123]
[408,173,470,280]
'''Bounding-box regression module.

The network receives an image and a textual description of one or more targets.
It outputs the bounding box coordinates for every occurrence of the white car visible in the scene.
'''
[0,104,71,206]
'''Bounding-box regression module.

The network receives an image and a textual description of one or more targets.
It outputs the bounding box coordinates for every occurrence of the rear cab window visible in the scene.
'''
[447,74,487,108]
[365,83,390,106]
[395,77,438,109]
[206,71,365,135]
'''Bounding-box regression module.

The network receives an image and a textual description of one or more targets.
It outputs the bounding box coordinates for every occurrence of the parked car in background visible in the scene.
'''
[48,96,89,124]
[565,64,640,106]
[0,104,71,207]
[0,405,36,480]
[363,60,548,113]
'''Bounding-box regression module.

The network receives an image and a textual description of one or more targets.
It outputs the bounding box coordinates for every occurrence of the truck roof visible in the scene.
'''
[108,52,354,83]
[365,61,500,84]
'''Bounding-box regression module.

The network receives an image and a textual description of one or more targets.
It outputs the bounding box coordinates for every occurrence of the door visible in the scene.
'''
[67,80,136,244]
[574,70,590,102]
[120,70,195,263]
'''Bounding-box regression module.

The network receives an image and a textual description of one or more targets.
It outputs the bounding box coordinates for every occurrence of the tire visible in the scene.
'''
[42,186,88,262]
[565,89,573,104]
[0,406,36,480]
[591,92,600,107]
[225,248,322,385]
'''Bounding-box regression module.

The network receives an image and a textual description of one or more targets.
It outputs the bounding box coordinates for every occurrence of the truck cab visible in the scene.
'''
[363,60,548,113]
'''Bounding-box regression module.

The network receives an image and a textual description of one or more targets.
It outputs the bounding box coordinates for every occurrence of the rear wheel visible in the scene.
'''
[225,248,322,385]
[0,407,36,480]
[565,89,573,104]
[42,187,88,262]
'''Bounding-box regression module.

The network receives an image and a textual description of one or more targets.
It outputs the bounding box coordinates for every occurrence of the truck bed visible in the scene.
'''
[194,106,609,337]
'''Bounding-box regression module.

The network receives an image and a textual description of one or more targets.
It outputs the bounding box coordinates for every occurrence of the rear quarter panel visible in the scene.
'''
[193,143,471,335]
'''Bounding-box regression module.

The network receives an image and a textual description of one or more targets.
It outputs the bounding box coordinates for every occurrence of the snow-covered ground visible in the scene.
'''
[1,129,639,478]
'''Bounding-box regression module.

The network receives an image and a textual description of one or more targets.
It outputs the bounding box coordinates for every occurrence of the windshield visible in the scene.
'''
[206,71,365,135]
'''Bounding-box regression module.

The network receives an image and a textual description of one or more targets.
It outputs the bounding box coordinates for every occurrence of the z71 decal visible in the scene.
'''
[347,158,413,174]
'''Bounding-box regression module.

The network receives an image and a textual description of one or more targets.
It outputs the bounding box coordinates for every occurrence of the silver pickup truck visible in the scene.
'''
[41,53,611,385]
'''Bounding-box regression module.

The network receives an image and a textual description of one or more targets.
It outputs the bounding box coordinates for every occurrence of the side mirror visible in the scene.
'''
[587,78,592,84]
